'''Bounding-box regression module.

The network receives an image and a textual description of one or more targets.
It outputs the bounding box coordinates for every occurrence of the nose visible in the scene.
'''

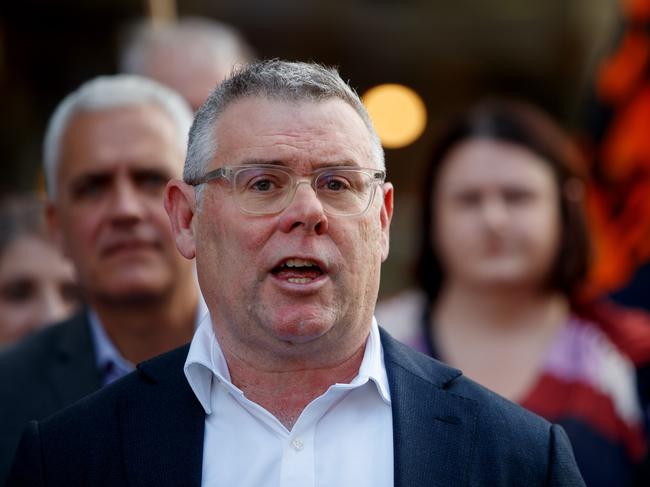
[277,182,329,235]
[108,180,146,226]
[480,197,509,231]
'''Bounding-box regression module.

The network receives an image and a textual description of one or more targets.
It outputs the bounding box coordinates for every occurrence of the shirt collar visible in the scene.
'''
[352,317,392,404]
[87,309,135,383]
[184,315,391,415]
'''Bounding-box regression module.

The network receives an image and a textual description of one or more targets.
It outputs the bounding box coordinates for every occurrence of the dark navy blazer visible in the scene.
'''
[6,329,585,486]
[0,312,101,484]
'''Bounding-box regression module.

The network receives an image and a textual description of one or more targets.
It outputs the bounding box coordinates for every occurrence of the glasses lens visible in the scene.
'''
[315,169,377,216]
[232,166,381,216]
[234,167,292,214]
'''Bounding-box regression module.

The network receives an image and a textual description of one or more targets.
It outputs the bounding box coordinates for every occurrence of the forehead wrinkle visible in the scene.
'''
[242,133,367,168]
[257,126,352,146]
[234,159,361,173]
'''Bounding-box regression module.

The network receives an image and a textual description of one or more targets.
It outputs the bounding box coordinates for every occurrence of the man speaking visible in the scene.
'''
[7,60,584,486]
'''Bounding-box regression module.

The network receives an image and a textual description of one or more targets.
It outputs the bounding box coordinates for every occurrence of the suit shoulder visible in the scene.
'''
[449,372,551,432]
[0,314,85,381]
[8,345,203,485]
[26,344,197,475]
[136,343,192,381]
[40,343,192,427]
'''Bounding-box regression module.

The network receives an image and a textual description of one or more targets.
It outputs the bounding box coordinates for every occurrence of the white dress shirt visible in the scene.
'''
[184,314,394,487]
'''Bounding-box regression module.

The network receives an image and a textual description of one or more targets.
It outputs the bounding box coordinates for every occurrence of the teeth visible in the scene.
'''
[288,277,312,284]
[284,258,317,268]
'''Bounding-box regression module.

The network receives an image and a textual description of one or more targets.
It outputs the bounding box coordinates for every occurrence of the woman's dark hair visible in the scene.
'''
[417,98,590,304]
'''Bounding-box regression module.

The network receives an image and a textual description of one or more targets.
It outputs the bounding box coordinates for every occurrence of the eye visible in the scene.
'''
[250,177,277,192]
[454,190,481,207]
[503,188,535,204]
[325,178,348,191]
[1,279,35,304]
[318,173,354,192]
[71,175,110,200]
[238,168,287,193]
[134,171,169,194]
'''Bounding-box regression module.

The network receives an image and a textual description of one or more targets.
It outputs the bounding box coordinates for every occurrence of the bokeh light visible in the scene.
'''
[362,83,427,149]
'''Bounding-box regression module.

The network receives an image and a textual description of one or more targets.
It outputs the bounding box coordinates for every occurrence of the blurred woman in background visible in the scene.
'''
[0,194,81,347]
[377,99,650,486]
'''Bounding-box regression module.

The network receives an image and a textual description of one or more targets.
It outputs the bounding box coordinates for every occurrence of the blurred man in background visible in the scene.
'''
[119,16,255,111]
[0,75,204,483]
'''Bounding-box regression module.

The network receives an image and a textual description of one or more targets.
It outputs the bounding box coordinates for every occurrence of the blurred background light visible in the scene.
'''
[362,83,427,149]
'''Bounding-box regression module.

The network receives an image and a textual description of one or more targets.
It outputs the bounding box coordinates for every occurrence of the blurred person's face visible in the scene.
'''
[50,104,192,305]
[0,235,80,346]
[144,46,234,111]
[434,138,561,292]
[166,97,393,367]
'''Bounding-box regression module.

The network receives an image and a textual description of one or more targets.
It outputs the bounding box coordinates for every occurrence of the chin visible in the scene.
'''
[94,279,171,304]
[472,261,528,280]
[473,273,530,290]
[101,290,168,306]
[268,314,335,344]
[108,268,172,287]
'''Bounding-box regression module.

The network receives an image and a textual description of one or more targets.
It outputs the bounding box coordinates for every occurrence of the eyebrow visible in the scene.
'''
[130,167,174,179]
[68,166,173,187]
[69,171,112,188]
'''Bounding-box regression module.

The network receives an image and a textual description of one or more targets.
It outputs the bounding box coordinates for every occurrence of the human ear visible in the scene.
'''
[164,179,198,260]
[379,182,394,262]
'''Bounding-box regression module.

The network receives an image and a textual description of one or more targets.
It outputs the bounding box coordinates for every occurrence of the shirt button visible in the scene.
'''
[291,438,304,451]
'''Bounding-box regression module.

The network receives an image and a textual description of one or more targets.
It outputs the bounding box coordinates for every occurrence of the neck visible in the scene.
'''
[435,280,569,333]
[432,281,570,401]
[222,343,366,430]
[90,283,199,365]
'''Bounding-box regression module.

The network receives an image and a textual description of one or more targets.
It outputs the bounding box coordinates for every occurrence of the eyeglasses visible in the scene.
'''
[187,164,385,216]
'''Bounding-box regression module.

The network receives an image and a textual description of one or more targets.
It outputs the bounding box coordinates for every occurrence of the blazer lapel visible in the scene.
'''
[381,329,478,487]
[121,345,206,487]
[48,311,102,407]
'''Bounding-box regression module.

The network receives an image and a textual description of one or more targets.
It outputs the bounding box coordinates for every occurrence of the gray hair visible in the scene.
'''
[43,74,194,199]
[184,59,385,186]
[119,17,255,77]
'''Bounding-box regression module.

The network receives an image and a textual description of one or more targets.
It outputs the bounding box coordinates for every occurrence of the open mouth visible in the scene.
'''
[271,258,325,284]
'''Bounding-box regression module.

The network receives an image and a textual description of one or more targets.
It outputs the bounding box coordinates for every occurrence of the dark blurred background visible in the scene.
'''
[0,0,621,296]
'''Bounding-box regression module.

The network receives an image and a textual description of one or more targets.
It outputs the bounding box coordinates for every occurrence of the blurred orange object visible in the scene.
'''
[597,32,649,103]
[583,0,650,298]
[624,0,650,19]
